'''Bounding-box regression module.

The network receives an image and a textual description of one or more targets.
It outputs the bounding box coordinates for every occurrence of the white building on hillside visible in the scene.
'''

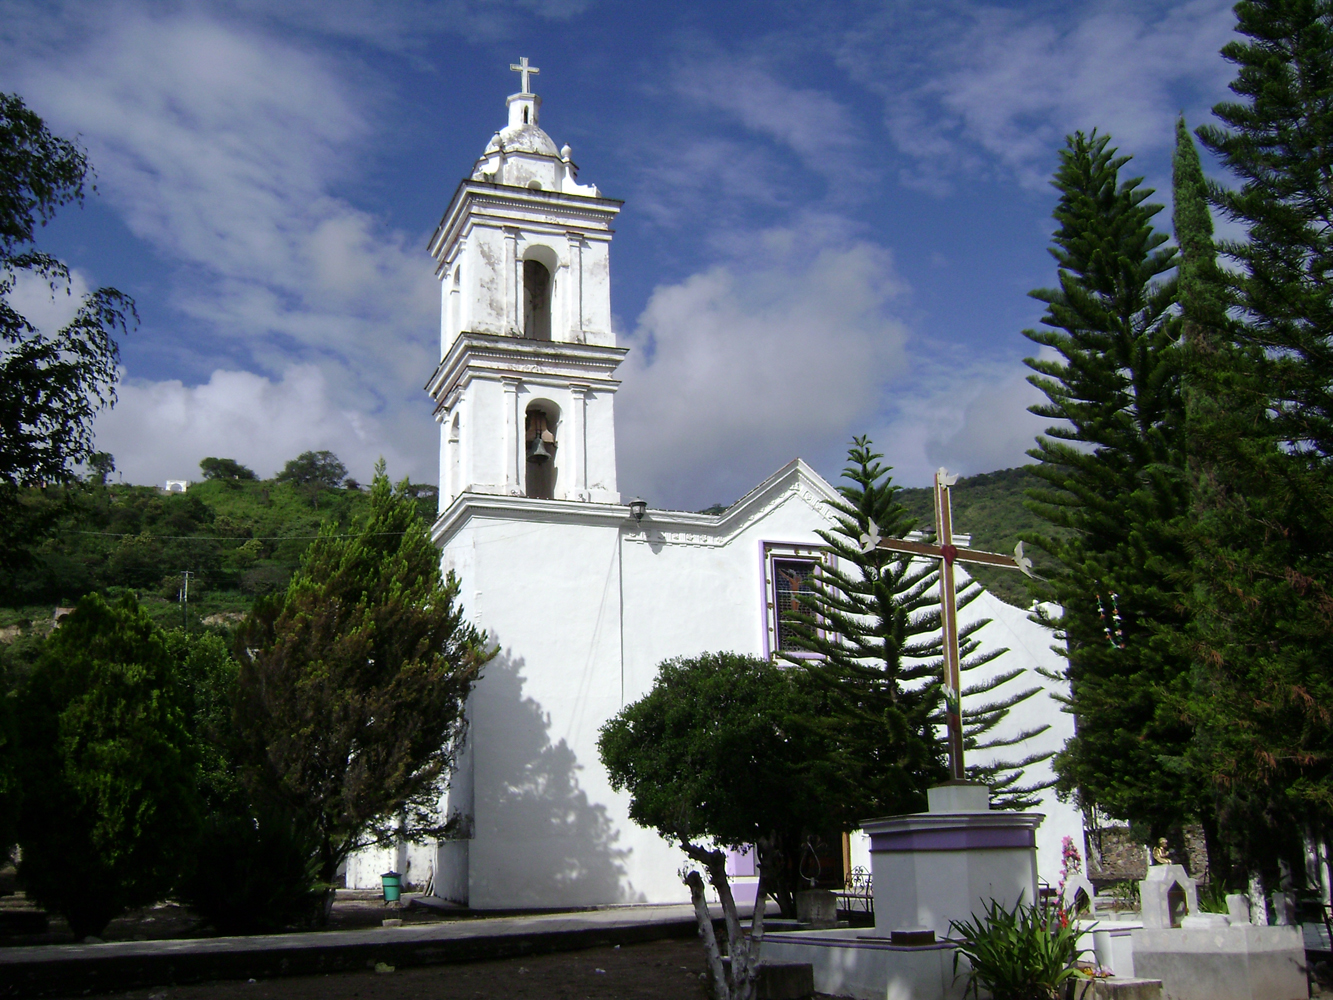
[345,65,1081,907]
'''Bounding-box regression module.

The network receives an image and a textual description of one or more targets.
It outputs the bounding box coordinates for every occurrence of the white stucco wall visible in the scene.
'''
[343,464,1082,907]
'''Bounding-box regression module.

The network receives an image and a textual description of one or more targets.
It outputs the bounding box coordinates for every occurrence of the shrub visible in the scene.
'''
[15,594,198,938]
[949,895,1091,1000]
[176,806,325,934]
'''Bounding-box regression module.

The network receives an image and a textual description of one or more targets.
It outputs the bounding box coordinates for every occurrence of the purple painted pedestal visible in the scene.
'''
[862,782,1044,941]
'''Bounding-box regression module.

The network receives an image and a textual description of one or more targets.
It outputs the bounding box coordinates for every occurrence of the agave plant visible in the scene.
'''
[949,894,1093,1000]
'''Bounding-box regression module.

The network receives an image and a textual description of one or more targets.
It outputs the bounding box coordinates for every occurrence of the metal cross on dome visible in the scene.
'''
[510,57,540,94]
[862,467,1034,782]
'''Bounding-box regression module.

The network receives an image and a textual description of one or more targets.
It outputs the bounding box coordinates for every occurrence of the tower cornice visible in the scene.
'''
[426,331,628,411]
[429,180,623,263]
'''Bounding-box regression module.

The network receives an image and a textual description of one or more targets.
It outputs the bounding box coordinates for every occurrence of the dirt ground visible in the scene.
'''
[45,938,717,1000]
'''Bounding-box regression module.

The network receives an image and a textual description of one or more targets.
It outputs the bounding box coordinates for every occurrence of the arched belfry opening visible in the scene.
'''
[523,258,551,341]
[524,402,558,499]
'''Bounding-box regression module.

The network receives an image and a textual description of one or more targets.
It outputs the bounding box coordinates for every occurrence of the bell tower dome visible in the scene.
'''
[426,59,626,508]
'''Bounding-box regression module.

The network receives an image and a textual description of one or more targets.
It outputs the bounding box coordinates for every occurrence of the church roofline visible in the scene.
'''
[430,457,841,550]
[429,179,624,260]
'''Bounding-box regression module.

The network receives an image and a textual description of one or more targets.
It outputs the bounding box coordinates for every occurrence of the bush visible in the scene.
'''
[176,806,325,934]
[949,895,1091,1000]
[166,628,326,934]
[15,594,198,938]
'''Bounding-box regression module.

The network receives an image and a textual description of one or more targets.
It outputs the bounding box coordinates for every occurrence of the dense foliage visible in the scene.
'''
[1021,130,1197,848]
[1180,0,1333,888]
[0,457,438,625]
[0,92,135,493]
[234,465,489,894]
[14,594,197,938]
[599,651,849,918]
[949,896,1090,1000]
[781,437,1049,811]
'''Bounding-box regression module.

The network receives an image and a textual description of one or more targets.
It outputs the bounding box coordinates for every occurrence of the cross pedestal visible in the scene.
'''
[862,783,1044,941]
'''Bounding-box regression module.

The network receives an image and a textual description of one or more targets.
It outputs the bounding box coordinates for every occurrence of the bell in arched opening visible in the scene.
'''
[525,406,557,499]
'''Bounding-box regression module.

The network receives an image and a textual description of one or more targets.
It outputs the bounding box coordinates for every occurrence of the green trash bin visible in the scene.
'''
[381,871,402,904]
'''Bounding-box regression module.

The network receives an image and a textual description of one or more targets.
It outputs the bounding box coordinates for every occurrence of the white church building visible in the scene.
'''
[345,63,1081,907]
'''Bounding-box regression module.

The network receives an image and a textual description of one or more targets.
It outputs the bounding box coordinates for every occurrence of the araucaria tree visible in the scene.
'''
[781,437,1050,811]
[235,463,490,897]
[1182,0,1333,889]
[599,652,844,1000]
[1022,131,1195,849]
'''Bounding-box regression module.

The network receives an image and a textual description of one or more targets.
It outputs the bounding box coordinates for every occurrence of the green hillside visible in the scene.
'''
[0,476,438,634]
[897,466,1059,608]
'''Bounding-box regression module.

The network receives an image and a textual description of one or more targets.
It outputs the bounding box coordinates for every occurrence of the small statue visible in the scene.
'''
[1152,838,1172,865]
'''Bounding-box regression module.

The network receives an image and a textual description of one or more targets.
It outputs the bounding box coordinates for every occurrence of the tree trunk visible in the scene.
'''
[684,870,729,1000]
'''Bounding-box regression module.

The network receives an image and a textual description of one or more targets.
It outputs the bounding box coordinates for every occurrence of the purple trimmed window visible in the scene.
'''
[772,557,817,652]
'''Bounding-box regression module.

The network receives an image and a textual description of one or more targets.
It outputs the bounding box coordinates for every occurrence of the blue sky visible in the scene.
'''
[1,0,1237,510]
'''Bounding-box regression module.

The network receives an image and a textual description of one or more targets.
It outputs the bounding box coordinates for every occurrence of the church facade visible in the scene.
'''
[344,66,1082,907]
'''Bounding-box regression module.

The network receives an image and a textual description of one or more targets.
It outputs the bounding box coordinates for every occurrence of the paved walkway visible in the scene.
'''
[0,904,704,999]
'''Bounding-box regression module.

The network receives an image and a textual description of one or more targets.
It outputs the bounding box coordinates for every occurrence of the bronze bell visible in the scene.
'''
[527,435,551,463]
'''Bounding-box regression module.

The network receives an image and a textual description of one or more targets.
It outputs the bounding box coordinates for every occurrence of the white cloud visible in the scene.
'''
[1,5,443,479]
[860,0,1235,188]
[15,12,437,371]
[869,359,1050,487]
[4,268,93,336]
[671,56,861,170]
[93,366,428,486]
[616,219,910,510]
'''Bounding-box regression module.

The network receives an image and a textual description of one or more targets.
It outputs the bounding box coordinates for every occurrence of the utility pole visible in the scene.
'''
[179,571,193,629]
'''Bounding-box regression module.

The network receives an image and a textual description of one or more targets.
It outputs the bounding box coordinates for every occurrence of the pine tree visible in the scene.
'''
[1184,0,1333,879]
[782,437,1050,813]
[1023,131,1196,845]
[235,462,491,897]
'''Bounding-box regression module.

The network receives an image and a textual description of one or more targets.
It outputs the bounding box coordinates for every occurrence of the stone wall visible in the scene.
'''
[1086,824,1210,885]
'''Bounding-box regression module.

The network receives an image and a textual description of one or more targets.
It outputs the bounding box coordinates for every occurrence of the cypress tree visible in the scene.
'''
[1023,132,1196,847]
[1185,0,1333,881]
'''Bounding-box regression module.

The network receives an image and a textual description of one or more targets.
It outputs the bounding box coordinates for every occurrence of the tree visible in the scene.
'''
[1021,130,1196,851]
[275,450,347,490]
[599,652,844,1000]
[199,456,257,482]
[234,463,489,902]
[0,92,136,491]
[14,594,197,939]
[1183,0,1333,888]
[780,437,1049,813]
[168,629,325,933]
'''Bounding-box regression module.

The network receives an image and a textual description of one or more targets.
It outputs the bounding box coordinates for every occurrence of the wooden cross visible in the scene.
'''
[510,57,540,94]
[864,468,1034,782]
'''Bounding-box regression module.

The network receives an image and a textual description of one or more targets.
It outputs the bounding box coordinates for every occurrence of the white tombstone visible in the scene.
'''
[862,782,1044,940]
[1140,864,1197,929]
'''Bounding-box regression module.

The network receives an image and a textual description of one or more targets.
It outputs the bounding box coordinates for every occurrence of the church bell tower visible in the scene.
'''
[426,59,626,508]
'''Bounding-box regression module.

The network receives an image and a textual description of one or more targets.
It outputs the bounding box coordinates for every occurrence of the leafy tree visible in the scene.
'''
[234,463,489,902]
[199,456,257,482]
[85,451,115,485]
[780,437,1049,813]
[167,629,325,933]
[1182,0,1333,886]
[275,450,347,490]
[599,652,843,999]
[0,92,136,492]
[1020,131,1195,850]
[14,594,197,938]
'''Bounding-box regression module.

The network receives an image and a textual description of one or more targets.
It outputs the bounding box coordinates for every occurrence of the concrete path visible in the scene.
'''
[0,904,704,998]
